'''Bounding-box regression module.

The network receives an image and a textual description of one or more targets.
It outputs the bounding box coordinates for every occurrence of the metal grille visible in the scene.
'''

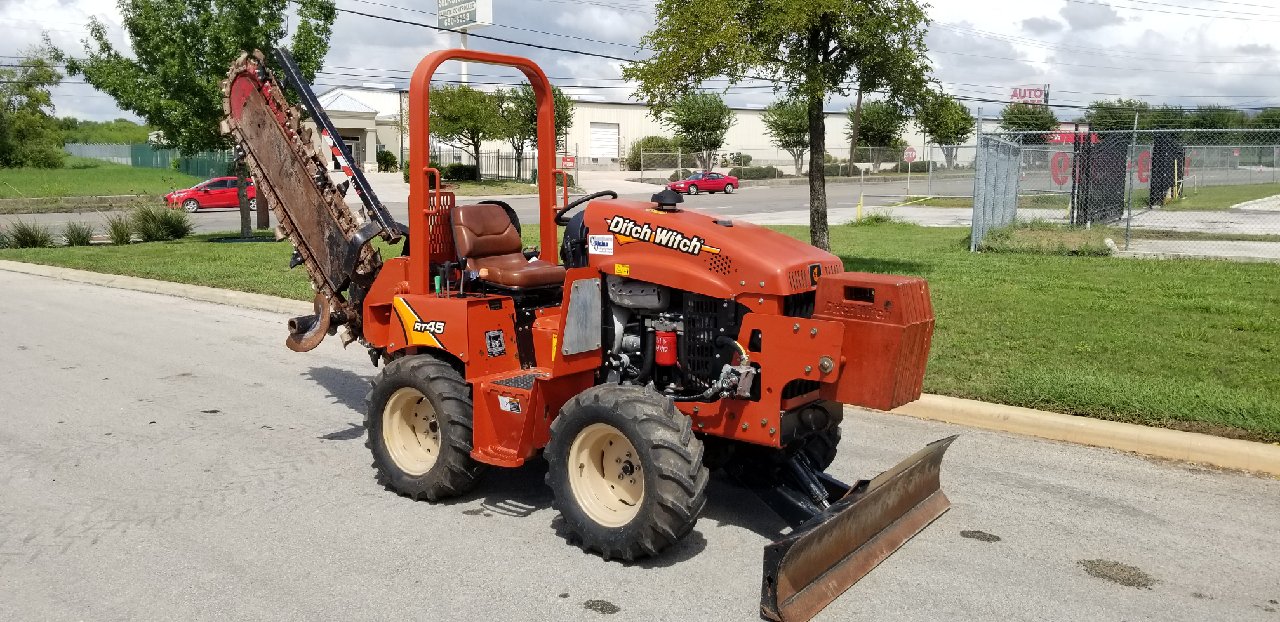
[427,191,456,265]
[707,253,734,275]
[781,379,821,400]
[680,294,739,386]
[782,291,816,319]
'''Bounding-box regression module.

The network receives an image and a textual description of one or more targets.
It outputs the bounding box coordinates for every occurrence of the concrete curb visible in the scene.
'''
[4,259,1278,476]
[893,394,1280,476]
[0,260,312,316]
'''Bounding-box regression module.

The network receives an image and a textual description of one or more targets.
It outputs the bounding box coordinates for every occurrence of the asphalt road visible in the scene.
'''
[2,270,1279,621]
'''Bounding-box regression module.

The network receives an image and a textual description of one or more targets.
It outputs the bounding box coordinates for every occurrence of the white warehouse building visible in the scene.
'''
[314,85,933,174]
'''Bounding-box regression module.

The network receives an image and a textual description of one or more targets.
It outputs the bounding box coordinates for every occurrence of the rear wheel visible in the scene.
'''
[724,183,735,194]
[365,354,486,501]
[182,199,200,213]
[546,384,708,561]
[687,184,699,195]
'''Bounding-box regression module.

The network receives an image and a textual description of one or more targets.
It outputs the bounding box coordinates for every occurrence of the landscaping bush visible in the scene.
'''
[442,163,478,181]
[6,219,54,248]
[131,206,193,242]
[727,166,784,180]
[106,214,133,245]
[530,169,575,187]
[891,161,930,173]
[402,160,442,184]
[824,163,861,177]
[63,222,94,247]
[668,168,693,182]
[376,150,398,172]
[625,135,679,170]
[0,226,9,249]
[848,213,897,227]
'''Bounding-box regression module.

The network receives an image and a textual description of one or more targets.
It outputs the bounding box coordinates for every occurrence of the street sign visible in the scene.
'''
[438,0,492,30]
[560,155,577,169]
[903,147,917,163]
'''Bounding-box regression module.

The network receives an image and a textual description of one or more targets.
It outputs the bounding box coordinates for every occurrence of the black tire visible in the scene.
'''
[687,184,699,195]
[365,354,486,501]
[546,384,709,561]
[794,406,842,471]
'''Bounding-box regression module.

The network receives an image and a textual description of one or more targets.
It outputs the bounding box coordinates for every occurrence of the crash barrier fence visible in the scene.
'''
[970,129,1280,256]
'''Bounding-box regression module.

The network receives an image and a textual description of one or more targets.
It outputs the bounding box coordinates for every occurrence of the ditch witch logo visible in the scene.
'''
[606,216,721,256]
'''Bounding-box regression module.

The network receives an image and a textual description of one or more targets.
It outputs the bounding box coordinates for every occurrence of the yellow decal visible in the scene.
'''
[392,298,444,348]
[551,334,558,362]
[614,264,631,277]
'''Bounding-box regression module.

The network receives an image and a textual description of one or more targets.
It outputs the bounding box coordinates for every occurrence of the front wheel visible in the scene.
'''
[365,355,486,501]
[687,184,699,195]
[724,183,735,194]
[182,199,200,213]
[546,385,708,561]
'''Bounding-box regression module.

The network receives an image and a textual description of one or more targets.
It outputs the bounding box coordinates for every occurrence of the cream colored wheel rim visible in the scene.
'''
[382,387,441,476]
[568,423,644,528]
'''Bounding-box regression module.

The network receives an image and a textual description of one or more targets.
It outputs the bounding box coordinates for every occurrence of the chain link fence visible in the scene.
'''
[401,145,573,182]
[968,128,1280,259]
[65,143,234,179]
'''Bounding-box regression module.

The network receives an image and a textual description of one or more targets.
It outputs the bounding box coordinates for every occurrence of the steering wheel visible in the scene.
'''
[555,190,617,226]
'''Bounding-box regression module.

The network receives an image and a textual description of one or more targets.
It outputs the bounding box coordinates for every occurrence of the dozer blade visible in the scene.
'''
[760,435,957,622]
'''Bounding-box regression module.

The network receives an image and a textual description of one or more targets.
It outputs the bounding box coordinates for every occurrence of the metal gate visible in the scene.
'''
[970,134,1022,251]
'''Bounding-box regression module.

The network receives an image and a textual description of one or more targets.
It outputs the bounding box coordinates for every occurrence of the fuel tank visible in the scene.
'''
[581,199,844,299]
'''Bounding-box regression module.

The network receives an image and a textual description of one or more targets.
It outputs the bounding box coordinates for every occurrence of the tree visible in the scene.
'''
[843,28,932,168]
[849,100,906,170]
[624,0,932,250]
[660,92,735,170]
[1084,98,1148,132]
[59,117,153,144]
[625,135,679,170]
[431,85,500,181]
[762,98,809,174]
[999,103,1058,143]
[61,0,337,237]
[1143,105,1188,131]
[495,83,574,179]
[915,92,974,168]
[0,46,65,169]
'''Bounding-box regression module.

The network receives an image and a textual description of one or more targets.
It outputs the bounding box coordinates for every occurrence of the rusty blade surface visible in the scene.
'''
[221,51,381,345]
[761,435,957,622]
[285,293,332,353]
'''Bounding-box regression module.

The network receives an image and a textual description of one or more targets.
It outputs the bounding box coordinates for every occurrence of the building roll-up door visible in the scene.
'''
[589,122,620,160]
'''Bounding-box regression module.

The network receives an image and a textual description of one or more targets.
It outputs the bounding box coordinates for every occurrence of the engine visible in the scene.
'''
[604,275,757,402]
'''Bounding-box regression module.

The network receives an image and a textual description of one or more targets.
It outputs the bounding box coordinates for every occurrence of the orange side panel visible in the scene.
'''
[387,293,522,379]
[362,255,409,349]
[471,369,595,465]
[813,273,934,411]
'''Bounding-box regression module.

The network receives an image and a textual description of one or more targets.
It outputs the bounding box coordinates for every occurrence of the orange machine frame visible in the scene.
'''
[406,49,568,293]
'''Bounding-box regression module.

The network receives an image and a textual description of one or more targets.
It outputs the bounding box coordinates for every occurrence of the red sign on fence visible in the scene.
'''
[903,147,917,163]
[1050,152,1072,186]
[560,155,576,168]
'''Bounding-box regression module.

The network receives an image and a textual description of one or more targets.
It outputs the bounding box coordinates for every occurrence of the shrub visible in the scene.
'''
[626,135,679,170]
[727,166,784,180]
[377,150,398,172]
[530,169,575,187]
[106,214,133,245]
[7,219,55,248]
[892,161,930,173]
[442,162,478,181]
[63,222,94,247]
[131,206,193,242]
[668,168,693,182]
[0,226,9,249]
[848,213,897,227]
[824,163,861,177]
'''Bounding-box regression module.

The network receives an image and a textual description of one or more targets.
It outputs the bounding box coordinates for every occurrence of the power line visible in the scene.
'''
[935,23,1275,63]
[345,0,644,49]
[1064,0,1280,22]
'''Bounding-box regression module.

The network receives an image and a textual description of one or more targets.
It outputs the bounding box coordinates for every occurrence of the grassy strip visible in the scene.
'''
[0,157,205,199]
[2,222,1277,442]
[0,198,153,215]
[896,194,1071,210]
[1155,182,1280,212]
[436,180,539,196]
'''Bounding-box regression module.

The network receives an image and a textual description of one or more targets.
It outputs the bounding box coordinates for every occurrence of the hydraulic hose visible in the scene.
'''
[634,328,655,384]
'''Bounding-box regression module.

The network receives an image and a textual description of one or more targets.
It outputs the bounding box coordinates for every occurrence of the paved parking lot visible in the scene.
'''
[2,270,1279,621]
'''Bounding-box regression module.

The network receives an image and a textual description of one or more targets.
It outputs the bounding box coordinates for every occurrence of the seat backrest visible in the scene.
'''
[452,203,521,259]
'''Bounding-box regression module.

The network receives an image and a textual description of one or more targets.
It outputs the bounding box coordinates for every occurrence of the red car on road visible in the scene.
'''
[667,171,737,195]
[165,177,258,212]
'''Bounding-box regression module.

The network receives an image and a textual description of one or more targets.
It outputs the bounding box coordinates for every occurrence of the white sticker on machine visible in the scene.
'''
[498,395,522,413]
[588,234,614,255]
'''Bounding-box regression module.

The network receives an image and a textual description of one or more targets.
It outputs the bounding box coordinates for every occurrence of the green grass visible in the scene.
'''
[446,179,539,196]
[897,193,1071,210]
[1151,182,1280,211]
[0,157,204,199]
[2,222,1277,442]
[979,221,1113,256]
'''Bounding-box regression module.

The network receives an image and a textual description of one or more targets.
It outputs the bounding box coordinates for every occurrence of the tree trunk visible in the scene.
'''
[807,94,829,251]
[792,151,805,176]
[472,142,482,181]
[236,163,251,238]
[943,146,956,169]
[513,144,524,180]
[847,89,864,167]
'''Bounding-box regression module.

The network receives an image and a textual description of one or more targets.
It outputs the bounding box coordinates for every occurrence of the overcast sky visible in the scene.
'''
[5,0,1280,122]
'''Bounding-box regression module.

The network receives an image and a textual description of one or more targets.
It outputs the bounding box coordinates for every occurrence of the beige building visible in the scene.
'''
[315,86,933,173]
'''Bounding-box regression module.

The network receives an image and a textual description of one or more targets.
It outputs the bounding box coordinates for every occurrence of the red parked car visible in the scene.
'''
[667,171,737,195]
[165,177,257,212]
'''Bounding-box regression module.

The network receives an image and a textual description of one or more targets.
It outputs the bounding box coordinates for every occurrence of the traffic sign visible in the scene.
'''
[560,155,576,168]
[903,147,917,163]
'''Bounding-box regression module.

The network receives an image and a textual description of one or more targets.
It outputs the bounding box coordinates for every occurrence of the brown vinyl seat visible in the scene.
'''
[451,203,566,288]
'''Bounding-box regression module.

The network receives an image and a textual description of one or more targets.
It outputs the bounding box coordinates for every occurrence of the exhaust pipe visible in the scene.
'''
[760,435,957,622]
[285,293,332,352]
